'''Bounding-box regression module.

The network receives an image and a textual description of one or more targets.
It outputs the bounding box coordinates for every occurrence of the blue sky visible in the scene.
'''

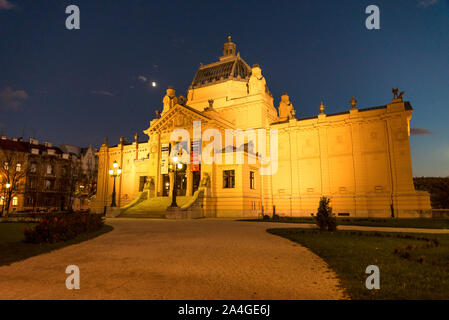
[0,0,448,176]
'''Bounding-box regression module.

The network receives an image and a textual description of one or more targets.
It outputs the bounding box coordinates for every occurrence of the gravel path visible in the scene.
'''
[0,219,346,300]
[277,223,449,234]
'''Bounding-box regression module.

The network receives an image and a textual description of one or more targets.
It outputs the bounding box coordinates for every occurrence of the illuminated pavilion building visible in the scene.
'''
[92,36,431,218]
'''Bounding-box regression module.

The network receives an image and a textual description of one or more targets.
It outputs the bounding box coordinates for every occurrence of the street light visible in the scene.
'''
[108,161,121,207]
[1,184,7,215]
[3,183,11,215]
[169,149,184,208]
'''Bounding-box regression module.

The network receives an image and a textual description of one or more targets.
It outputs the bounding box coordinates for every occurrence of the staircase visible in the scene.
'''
[119,194,202,218]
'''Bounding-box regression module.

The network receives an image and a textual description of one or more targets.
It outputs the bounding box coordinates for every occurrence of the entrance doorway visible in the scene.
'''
[176,172,187,196]
[192,171,201,194]
[162,174,170,196]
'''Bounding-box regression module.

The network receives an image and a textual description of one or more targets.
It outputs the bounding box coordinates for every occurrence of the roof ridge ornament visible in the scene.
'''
[319,101,326,114]
[350,96,357,109]
[222,35,236,57]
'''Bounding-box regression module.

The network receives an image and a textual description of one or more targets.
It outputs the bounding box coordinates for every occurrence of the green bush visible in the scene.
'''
[24,213,104,244]
[316,196,337,231]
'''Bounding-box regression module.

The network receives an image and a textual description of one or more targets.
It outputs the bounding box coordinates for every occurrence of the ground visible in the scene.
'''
[0,219,346,300]
[269,228,449,299]
[241,217,449,229]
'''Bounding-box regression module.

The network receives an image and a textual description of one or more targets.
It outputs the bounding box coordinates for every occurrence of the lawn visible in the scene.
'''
[0,222,113,267]
[241,217,449,229]
[268,227,449,299]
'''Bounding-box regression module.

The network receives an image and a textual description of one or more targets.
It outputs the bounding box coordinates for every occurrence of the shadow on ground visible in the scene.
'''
[0,223,113,267]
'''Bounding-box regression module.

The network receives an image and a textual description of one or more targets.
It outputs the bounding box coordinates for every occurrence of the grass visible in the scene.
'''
[240,217,449,229]
[268,227,449,299]
[0,222,113,267]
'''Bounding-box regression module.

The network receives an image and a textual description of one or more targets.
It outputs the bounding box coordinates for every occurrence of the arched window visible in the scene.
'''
[47,164,53,175]
[12,196,18,206]
[3,162,8,170]
[16,163,21,172]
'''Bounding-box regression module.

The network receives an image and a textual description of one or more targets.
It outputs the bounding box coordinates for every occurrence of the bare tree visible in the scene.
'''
[68,158,85,212]
[0,150,28,216]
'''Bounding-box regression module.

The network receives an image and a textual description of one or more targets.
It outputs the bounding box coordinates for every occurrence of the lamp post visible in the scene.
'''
[3,183,11,216]
[170,149,184,208]
[1,184,7,216]
[108,161,121,207]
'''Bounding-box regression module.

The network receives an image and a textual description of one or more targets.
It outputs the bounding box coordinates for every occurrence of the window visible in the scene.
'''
[29,178,37,189]
[16,163,21,172]
[46,164,53,175]
[0,196,3,205]
[45,180,52,190]
[3,162,8,170]
[250,171,255,189]
[223,170,235,188]
[30,163,37,173]
[12,196,18,206]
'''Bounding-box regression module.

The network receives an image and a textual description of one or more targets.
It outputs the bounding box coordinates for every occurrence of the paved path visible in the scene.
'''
[278,223,449,234]
[0,219,346,300]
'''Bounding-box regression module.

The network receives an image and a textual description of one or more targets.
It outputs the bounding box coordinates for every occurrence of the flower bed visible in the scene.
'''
[24,213,104,244]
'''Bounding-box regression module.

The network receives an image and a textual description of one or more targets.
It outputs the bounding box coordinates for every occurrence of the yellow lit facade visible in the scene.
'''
[92,37,431,218]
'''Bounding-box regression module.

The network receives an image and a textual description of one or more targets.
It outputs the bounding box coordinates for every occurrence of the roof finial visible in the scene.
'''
[350,96,357,109]
[319,101,326,114]
[222,35,236,57]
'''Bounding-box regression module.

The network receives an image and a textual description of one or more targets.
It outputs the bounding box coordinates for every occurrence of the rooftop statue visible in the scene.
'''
[162,87,178,114]
[278,92,295,120]
[248,64,266,94]
[392,88,405,101]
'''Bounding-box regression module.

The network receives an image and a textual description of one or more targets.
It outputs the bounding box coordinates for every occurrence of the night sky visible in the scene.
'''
[0,0,448,176]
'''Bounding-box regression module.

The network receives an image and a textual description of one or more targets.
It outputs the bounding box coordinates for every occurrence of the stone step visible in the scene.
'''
[120,212,166,219]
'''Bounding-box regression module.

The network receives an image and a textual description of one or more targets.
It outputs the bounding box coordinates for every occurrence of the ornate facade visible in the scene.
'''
[92,37,431,218]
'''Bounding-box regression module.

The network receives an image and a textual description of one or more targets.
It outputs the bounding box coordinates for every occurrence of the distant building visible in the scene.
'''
[60,144,98,211]
[0,137,72,214]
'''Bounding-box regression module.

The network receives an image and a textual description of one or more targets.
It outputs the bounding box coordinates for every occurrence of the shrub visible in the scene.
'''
[24,212,104,244]
[272,213,280,220]
[316,196,337,232]
[262,215,271,221]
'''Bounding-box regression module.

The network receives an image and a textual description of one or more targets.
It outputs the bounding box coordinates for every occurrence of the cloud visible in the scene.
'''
[411,128,433,135]
[91,90,115,96]
[417,0,439,8]
[138,75,148,82]
[0,86,28,110]
[0,0,15,10]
